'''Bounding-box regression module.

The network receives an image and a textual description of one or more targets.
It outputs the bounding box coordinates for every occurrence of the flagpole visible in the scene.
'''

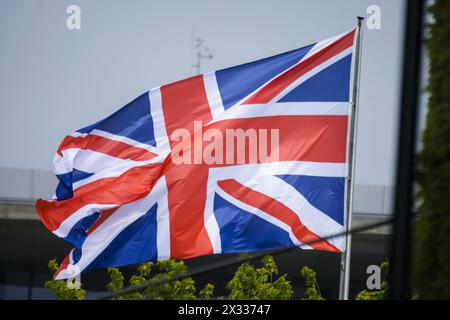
[339,16,364,300]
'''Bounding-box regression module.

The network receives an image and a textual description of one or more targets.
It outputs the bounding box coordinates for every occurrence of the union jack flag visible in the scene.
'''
[36,29,356,279]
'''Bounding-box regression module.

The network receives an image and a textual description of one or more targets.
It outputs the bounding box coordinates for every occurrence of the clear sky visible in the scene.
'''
[0,0,406,186]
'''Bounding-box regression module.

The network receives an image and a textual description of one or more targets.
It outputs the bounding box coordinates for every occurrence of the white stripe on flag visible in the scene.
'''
[208,161,346,183]
[149,87,170,154]
[208,102,348,124]
[204,173,223,254]
[203,72,226,119]
[156,176,171,260]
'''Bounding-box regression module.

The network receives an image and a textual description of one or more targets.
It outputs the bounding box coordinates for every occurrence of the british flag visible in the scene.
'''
[36,29,356,279]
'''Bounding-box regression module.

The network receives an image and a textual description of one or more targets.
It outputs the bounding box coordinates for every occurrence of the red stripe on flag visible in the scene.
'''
[36,164,162,232]
[161,75,214,258]
[217,179,340,252]
[243,30,355,104]
[206,115,348,164]
[161,75,213,145]
[57,134,157,161]
[165,165,213,259]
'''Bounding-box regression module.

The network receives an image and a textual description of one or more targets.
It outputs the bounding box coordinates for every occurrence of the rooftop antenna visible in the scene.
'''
[193,38,213,75]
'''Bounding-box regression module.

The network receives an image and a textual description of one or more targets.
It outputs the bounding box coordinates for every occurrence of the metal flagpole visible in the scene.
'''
[338,16,364,300]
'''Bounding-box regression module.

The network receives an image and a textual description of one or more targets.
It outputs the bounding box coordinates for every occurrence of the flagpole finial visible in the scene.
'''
[357,16,365,26]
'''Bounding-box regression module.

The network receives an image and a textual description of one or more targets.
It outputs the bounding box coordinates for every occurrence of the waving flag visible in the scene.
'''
[36,29,356,279]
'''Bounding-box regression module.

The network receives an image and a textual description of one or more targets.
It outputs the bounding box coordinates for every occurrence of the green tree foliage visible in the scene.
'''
[46,256,393,300]
[414,0,450,299]
[355,261,389,300]
[226,255,293,300]
[300,266,324,300]
[44,259,86,300]
[106,260,214,300]
[199,283,215,300]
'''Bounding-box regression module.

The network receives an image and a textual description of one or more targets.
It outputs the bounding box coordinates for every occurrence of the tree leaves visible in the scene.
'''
[414,0,450,299]
[46,255,392,300]
[226,255,293,300]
